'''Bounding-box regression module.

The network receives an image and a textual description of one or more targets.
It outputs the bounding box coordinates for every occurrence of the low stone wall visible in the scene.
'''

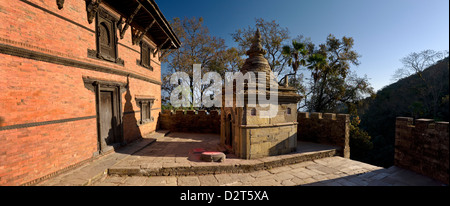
[395,117,449,184]
[159,110,220,134]
[158,110,350,158]
[297,112,350,158]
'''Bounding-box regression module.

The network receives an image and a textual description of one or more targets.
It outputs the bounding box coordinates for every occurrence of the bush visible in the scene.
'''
[349,116,373,161]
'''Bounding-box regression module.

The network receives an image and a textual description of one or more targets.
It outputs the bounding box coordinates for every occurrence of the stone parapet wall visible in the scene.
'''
[394,117,449,184]
[297,112,350,158]
[159,110,220,134]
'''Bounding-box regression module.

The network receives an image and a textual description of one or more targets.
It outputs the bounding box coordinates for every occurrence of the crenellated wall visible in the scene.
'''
[395,117,449,184]
[159,110,220,134]
[158,110,350,158]
[297,112,350,158]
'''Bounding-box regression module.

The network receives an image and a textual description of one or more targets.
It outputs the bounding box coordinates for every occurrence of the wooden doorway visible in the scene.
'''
[96,86,123,153]
[99,91,115,150]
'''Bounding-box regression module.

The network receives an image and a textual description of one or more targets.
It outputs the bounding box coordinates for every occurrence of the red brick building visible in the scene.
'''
[0,0,180,185]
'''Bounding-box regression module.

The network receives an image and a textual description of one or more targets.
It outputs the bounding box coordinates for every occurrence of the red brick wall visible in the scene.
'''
[0,0,162,185]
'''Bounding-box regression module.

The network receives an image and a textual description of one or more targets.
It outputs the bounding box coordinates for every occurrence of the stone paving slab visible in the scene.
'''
[36,130,168,186]
[107,133,339,176]
[93,156,445,186]
[37,131,445,186]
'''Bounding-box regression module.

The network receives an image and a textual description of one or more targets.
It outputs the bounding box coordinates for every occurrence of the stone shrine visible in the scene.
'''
[220,29,302,159]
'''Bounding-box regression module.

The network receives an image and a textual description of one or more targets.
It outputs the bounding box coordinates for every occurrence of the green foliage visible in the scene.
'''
[231,18,291,75]
[301,34,374,113]
[161,17,244,108]
[349,120,373,161]
[359,57,449,167]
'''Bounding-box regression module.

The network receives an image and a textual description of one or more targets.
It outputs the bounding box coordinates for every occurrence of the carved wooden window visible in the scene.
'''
[97,9,117,61]
[87,7,123,65]
[140,41,153,70]
[136,98,155,125]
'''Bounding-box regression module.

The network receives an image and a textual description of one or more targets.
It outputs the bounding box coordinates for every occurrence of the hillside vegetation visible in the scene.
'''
[358,57,449,167]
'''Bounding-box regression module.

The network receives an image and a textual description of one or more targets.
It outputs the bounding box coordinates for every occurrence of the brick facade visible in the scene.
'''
[0,0,179,185]
[395,117,449,184]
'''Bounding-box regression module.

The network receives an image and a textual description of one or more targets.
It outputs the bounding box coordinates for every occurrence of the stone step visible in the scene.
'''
[107,147,338,177]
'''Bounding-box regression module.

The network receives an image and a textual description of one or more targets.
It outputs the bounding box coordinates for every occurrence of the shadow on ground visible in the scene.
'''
[302,166,444,186]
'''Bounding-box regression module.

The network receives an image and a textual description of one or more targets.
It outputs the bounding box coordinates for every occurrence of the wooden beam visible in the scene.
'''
[137,0,178,47]
[119,4,142,39]
[153,38,169,58]
[159,49,175,61]
[133,19,156,45]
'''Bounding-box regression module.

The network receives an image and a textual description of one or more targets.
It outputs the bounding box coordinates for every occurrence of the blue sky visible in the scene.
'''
[157,0,449,91]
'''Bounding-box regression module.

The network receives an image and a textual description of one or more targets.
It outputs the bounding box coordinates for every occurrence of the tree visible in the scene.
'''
[392,49,449,118]
[281,34,375,161]
[231,18,291,76]
[282,40,309,76]
[392,50,448,81]
[161,17,243,109]
[304,34,373,113]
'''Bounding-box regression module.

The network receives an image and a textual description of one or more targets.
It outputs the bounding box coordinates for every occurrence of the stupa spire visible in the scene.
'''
[246,28,267,57]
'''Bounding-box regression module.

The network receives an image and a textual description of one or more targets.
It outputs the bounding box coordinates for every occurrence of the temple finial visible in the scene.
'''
[246,27,266,56]
[255,28,261,41]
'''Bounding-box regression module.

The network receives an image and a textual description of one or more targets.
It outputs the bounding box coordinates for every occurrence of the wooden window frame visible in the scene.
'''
[88,7,124,66]
[139,41,153,71]
[136,97,155,125]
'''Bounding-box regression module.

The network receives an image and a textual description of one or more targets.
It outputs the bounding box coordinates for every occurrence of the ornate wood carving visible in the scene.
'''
[85,0,101,24]
[56,0,64,10]
[88,7,124,66]
[133,20,155,45]
[159,49,174,61]
[116,17,124,34]
[135,97,155,125]
[153,38,169,58]
[120,4,142,39]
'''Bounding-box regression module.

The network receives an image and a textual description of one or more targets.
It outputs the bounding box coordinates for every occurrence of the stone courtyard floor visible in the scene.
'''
[93,157,442,186]
[38,131,444,186]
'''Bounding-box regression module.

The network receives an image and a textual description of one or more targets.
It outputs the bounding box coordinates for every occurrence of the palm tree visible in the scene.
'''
[306,53,327,83]
[281,40,310,88]
[282,40,309,76]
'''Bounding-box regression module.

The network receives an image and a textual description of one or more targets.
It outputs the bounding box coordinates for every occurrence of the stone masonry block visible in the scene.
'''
[310,112,322,119]
[175,110,184,115]
[197,110,206,115]
[298,112,309,119]
[323,113,336,120]
[415,119,435,130]
[337,114,350,122]
[436,122,449,133]
[162,110,173,114]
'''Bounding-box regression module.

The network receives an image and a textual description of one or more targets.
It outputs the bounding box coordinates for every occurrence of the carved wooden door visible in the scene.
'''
[99,91,115,150]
